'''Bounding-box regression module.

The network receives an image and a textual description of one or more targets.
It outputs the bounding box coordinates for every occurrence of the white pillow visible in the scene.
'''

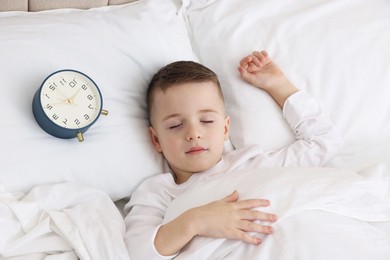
[0,0,196,200]
[183,0,390,156]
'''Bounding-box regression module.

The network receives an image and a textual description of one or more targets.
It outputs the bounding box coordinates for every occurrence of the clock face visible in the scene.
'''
[39,70,102,129]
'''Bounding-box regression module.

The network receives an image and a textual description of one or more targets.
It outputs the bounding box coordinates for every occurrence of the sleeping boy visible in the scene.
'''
[124,50,343,259]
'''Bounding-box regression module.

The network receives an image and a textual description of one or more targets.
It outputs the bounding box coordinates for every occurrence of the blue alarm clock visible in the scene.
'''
[32,69,108,142]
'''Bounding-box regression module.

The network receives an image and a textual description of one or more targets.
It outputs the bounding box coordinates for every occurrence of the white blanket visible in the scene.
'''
[0,182,130,260]
[163,164,390,260]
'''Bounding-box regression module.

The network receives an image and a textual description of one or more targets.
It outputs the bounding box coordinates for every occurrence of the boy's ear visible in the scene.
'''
[224,115,230,141]
[149,127,162,153]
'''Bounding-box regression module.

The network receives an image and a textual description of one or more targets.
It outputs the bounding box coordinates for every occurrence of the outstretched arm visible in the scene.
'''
[238,50,298,108]
[237,50,343,167]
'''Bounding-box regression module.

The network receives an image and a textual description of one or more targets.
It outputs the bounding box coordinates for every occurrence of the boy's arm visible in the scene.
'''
[125,186,276,259]
[238,50,343,166]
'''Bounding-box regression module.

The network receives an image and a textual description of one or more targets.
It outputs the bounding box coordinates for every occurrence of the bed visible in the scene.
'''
[1,0,390,259]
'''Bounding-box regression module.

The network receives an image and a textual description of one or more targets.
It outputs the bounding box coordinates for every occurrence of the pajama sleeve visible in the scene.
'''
[236,90,343,168]
[279,90,343,166]
[124,175,179,260]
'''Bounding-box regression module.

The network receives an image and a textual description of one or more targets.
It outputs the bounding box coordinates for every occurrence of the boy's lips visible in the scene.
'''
[185,146,208,155]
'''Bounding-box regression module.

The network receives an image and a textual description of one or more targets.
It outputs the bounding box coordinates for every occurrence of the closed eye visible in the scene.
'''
[169,123,183,129]
[201,120,214,124]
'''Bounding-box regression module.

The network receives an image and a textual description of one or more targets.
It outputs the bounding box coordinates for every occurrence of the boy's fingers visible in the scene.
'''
[241,232,262,245]
[253,50,270,66]
[232,229,262,245]
[223,190,239,202]
[238,66,257,85]
[236,198,271,209]
[235,200,278,221]
[249,53,261,66]
[239,55,252,67]
[238,66,250,79]
[253,50,269,59]
[261,50,270,58]
[242,210,278,222]
[238,220,274,235]
[240,50,269,70]
[252,52,265,65]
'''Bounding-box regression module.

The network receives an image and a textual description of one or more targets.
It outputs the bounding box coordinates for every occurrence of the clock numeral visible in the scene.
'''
[60,77,67,86]
[69,78,77,88]
[83,114,90,120]
[74,119,81,126]
[52,114,59,120]
[87,94,93,100]
[82,84,87,90]
[49,84,56,91]
[88,104,94,109]
[44,94,50,99]
[46,104,53,110]
[63,118,68,125]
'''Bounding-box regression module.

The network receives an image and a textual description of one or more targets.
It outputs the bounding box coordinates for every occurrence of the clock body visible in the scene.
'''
[32,69,103,139]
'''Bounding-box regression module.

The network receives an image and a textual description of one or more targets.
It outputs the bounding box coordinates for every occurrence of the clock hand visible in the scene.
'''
[54,88,70,101]
[50,99,77,106]
[67,88,81,104]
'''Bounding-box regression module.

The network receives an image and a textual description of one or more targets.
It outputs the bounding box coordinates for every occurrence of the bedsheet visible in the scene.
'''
[0,182,130,260]
[1,166,390,259]
[163,163,390,259]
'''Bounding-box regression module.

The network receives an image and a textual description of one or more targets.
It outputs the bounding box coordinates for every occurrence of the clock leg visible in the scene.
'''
[101,109,109,116]
[77,132,84,142]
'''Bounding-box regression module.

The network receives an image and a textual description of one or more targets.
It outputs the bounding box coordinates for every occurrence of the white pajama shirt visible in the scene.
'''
[124,90,343,260]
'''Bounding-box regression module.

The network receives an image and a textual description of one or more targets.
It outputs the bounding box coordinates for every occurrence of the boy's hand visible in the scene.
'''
[238,50,298,107]
[154,191,277,256]
[190,190,277,245]
[238,50,285,91]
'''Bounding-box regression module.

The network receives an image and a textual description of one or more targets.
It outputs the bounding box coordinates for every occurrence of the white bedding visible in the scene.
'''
[163,164,390,259]
[3,165,389,259]
[0,182,130,260]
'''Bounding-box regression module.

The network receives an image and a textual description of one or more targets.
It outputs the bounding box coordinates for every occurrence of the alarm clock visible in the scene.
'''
[32,69,108,142]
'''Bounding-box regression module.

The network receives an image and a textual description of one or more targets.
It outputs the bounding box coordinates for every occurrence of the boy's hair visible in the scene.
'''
[147,61,224,121]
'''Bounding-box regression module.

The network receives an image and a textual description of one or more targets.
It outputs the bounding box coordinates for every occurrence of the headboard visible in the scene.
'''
[0,0,137,12]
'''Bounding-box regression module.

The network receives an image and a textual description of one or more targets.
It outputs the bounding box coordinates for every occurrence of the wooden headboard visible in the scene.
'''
[0,0,137,12]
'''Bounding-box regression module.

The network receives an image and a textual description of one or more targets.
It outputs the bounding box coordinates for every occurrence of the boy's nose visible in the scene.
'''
[186,125,202,141]
[187,135,201,141]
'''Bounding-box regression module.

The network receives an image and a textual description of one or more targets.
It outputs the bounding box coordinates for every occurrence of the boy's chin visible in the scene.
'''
[189,161,219,174]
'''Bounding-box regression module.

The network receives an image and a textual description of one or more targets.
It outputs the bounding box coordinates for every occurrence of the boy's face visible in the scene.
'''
[149,81,230,184]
